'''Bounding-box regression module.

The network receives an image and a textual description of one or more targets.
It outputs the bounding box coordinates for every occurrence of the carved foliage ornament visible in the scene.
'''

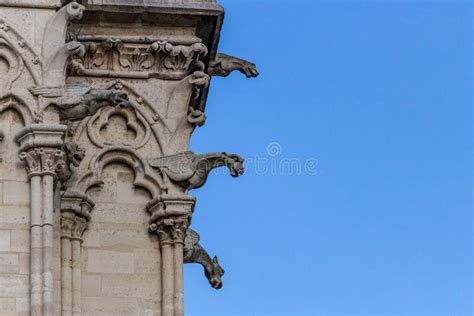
[70,39,208,80]
[19,147,65,178]
[149,215,190,245]
[61,213,88,240]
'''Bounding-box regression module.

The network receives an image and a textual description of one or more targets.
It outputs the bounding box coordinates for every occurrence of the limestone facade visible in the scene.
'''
[0,0,258,315]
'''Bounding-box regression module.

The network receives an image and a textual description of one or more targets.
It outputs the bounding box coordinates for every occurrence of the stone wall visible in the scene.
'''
[0,3,57,315]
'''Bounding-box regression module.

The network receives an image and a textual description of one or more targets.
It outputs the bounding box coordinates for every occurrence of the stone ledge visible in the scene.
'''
[0,0,60,9]
[86,0,223,15]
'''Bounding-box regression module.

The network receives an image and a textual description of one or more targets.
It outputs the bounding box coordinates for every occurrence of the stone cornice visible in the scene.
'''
[0,0,60,9]
[147,195,196,224]
[14,124,67,152]
[83,1,224,15]
[70,0,224,111]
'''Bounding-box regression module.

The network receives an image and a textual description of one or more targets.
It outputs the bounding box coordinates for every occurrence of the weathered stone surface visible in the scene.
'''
[82,297,138,316]
[0,230,11,251]
[81,274,101,297]
[0,275,29,297]
[3,182,29,205]
[87,249,135,274]
[0,297,16,314]
[0,253,19,273]
[101,274,160,299]
[0,206,29,229]
[10,230,29,252]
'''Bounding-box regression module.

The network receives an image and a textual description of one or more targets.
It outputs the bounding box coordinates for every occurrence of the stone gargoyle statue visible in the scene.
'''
[149,151,245,190]
[57,142,86,190]
[209,53,259,78]
[184,228,225,289]
[29,84,131,122]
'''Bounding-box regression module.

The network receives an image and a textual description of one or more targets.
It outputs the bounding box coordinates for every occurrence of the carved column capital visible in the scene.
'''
[15,125,86,190]
[149,217,189,245]
[19,147,65,179]
[149,215,189,245]
[60,192,94,241]
[147,196,195,245]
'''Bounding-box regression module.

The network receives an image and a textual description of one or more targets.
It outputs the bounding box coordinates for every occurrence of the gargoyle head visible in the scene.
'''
[63,142,85,167]
[223,154,245,177]
[240,61,259,78]
[205,256,225,290]
[109,91,131,109]
[64,1,84,20]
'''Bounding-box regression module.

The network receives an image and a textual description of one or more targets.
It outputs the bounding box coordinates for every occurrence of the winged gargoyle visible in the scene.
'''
[184,228,225,289]
[209,53,259,78]
[149,151,245,191]
[29,84,131,122]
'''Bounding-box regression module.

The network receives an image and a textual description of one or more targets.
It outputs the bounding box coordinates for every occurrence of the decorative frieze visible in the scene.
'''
[69,38,208,80]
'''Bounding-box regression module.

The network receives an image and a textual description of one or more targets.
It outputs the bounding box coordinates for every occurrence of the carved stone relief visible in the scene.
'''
[70,38,208,80]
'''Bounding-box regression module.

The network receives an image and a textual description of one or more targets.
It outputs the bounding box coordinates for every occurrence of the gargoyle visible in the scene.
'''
[29,84,131,122]
[209,53,259,78]
[57,142,85,190]
[149,151,245,190]
[184,228,224,289]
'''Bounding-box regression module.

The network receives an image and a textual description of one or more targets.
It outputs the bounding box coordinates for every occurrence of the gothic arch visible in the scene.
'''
[76,146,163,198]
[0,19,41,86]
[0,94,34,125]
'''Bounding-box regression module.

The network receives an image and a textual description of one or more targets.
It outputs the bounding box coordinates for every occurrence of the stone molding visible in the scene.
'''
[147,195,195,224]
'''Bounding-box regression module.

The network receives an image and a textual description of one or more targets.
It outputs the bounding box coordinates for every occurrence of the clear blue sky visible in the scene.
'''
[185,1,472,315]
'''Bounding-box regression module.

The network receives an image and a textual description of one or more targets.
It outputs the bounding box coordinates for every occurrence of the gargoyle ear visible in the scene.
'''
[213,256,219,264]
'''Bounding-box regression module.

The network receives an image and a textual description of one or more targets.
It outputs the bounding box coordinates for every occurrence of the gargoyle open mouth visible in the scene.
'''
[224,154,245,177]
[111,92,131,109]
[243,64,259,78]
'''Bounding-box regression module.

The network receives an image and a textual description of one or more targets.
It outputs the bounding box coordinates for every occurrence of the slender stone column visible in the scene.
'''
[30,174,43,316]
[60,214,74,316]
[161,239,175,316]
[172,222,187,316]
[42,174,56,316]
[148,197,195,316]
[71,216,87,316]
[16,124,68,316]
[60,193,93,316]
